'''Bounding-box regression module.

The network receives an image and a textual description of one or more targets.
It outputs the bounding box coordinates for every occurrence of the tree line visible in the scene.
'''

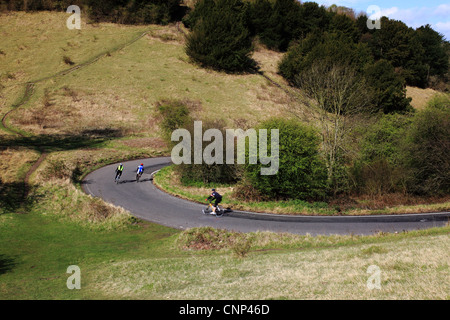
[3,0,448,95]
[0,0,184,25]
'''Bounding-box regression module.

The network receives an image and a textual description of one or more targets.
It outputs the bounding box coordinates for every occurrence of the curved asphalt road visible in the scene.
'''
[82,157,450,236]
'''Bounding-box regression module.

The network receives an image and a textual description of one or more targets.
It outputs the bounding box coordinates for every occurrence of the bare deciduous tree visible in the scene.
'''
[293,61,374,184]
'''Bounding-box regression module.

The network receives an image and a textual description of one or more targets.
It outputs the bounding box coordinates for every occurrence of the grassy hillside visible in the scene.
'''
[1,12,292,137]
[0,12,449,300]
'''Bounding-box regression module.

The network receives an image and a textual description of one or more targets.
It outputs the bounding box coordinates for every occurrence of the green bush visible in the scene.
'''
[244,118,328,200]
[156,99,192,144]
[359,113,412,166]
[406,95,450,195]
[366,17,429,88]
[350,114,412,195]
[157,99,241,185]
[350,97,450,196]
[279,34,412,114]
[248,0,331,52]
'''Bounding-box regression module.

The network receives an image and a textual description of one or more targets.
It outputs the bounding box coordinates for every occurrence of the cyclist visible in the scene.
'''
[206,188,222,214]
[115,163,124,182]
[136,163,144,181]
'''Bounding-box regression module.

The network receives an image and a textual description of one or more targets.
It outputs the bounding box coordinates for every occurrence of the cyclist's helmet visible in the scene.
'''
[141,163,143,166]
[212,188,215,191]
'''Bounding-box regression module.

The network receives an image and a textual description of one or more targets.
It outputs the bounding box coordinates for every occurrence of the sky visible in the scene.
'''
[306,0,450,40]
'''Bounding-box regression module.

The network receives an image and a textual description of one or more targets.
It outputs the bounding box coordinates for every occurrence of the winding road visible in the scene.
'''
[82,157,450,236]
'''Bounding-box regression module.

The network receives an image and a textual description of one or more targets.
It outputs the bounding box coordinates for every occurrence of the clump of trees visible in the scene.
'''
[278,31,413,114]
[183,0,449,87]
[350,95,450,197]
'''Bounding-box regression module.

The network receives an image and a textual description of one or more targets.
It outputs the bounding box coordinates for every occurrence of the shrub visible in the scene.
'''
[350,113,412,195]
[359,113,412,166]
[406,95,450,195]
[157,99,240,185]
[248,0,330,52]
[156,99,192,143]
[244,118,328,200]
[279,32,369,85]
[62,55,75,65]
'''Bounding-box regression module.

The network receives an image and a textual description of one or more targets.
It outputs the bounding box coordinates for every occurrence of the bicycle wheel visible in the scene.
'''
[216,206,224,217]
[203,206,211,215]
[136,174,140,182]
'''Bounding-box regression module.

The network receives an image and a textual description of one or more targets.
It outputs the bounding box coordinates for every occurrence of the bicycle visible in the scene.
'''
[202,200,224,217]
[136,171,143,182]
[114,172,122,184]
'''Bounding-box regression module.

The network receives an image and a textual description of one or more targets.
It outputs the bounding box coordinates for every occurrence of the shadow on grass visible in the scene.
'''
[0,254,17,275]
[0,128,123,152]
[0,181,43,215]
[0,128,124,211]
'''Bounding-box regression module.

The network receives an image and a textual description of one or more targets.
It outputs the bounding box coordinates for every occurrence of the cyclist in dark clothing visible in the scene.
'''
[207,188,222,214]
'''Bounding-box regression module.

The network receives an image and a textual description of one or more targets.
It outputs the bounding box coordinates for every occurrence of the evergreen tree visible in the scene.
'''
[185,0,256,73]
[364,59,412,113]
[328,12,359,43]
[279,32,368,84]
[415,25,449,80]
[368,17,428,87]
[258,0,303,51]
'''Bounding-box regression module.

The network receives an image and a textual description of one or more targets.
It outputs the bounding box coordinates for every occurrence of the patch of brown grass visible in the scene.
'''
[119,137,167,149]
[11,87,148,136]
[330,193,450,212]
[252,44,285,77]
[146,25,185,45]
[406,86,440,110]
[0,148,40,183]
[176,227,253,258]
